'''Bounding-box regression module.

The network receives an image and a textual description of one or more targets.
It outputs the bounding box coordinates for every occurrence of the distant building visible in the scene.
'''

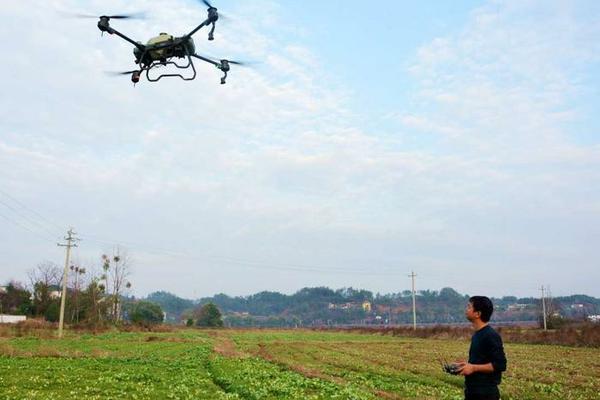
[230,311,250,317]
[43,285,62,300]
[328,302,371,311]
[0,315,26,324]
[0,286,7,294]
[507,304,528,311]
[328,302,352,310]
[588,315,600,323]
[571,304,585,309]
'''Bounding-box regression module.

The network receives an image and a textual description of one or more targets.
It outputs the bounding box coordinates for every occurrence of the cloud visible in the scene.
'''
[1,1,599,297]
[384,0,600,295]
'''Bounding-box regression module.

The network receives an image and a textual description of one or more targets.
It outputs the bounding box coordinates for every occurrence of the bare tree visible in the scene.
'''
[74,262,107,327]
[540,286,562,329]
[101,248,133,322]
[27,262,61,290]
[27,262,62,318]
[546,287,564,327]
[69,265,86,323]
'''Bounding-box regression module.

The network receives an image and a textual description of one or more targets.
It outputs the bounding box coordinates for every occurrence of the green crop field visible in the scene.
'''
[0,329,598,399]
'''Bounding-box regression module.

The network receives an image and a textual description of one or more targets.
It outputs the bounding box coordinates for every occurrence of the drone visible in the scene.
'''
[80,0,245,84]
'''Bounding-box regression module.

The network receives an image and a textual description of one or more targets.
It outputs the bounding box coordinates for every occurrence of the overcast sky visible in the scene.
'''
[1,0,599,299]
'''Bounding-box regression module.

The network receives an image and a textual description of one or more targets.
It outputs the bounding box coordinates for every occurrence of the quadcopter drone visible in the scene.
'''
[82,0,245,84]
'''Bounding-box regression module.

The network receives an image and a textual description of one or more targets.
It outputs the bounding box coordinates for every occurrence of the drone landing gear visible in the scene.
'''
[137,49,197,83]
[219,60,230,85]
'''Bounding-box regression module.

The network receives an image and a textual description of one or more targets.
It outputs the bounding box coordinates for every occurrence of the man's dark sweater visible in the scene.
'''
[465,325,507,396]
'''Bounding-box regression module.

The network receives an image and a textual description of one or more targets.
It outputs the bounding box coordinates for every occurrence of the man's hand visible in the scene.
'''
[458,362,476,376]
[457,362,495,376]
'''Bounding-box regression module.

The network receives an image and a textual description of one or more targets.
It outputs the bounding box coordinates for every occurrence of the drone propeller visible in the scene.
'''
[202,0,216,9]
[68,12,146,20]
[104,70,140,76]
[202,55,252,67]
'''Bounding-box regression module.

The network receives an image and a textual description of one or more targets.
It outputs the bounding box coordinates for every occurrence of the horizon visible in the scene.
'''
[141,284,595,302]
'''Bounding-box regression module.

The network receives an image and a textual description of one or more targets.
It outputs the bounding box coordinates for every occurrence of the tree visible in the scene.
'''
[44,301,60,322]
[69,265,86,323]
[540,287,563,329]
[195,303,223,327]
[28,262,61,318]
[76,278,109,327]
[101,249,132,322]
[130,301,164,325]
[28,262,61,289]
[0,282,32,315]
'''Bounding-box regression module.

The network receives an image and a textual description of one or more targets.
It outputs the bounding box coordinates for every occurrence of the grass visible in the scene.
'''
[0,328,598,399]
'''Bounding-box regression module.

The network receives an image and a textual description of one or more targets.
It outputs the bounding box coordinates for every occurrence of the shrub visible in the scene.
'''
[130,301,164,326]
[195,303,223,327]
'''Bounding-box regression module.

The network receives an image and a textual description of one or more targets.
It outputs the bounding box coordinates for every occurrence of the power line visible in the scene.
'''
[0,191,469,278]
[0,191,450,278]
[0,210,58,243]
[79,232,410,276]
[0,190,63,238]
[0,188,63,230]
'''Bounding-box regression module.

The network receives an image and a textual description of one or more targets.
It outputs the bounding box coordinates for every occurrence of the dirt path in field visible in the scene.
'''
[211,332,247,358]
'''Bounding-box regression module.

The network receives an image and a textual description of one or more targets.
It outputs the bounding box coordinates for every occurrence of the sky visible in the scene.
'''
[1,0,599,299]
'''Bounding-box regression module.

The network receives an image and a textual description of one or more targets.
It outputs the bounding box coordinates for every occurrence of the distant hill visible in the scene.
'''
[144,287,600,327]
[145,291,196,322]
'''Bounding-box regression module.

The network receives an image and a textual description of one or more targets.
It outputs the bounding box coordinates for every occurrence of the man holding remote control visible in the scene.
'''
[457,296,507,400]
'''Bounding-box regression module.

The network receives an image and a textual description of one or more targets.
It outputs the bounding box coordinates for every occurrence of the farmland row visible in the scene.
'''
[0,329,599,399]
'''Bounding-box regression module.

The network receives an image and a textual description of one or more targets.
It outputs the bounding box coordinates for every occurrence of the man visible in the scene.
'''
[457,296,507,400]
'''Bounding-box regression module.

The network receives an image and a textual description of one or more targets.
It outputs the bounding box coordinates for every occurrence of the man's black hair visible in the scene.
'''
[469,296,494,322]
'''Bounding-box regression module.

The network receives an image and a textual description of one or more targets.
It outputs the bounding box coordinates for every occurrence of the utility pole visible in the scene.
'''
[409,271,417,330]
[540,285,547,331]
[57,228,78,338]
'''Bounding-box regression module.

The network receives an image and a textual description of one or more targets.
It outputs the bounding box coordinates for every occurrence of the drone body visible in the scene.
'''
[137,33,195,63]
[92,1,243,84]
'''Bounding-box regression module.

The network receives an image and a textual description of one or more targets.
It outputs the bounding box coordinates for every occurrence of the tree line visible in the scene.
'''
[146,286,600,328]
[0,253,164,327]
[1,255,224,328]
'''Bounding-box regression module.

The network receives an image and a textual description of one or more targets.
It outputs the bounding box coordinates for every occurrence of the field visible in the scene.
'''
[0,328,599,399]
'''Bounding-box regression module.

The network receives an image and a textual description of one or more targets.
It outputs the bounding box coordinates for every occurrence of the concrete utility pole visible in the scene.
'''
[540,285,547,331]
[409,271,417,330]
[57,228,78,338]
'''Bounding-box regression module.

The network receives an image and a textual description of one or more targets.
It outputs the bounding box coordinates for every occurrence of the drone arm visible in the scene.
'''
[185,7,218,40]
[112,29,145,50]
[191,54,229,84]
[191,53,220,67]
[185,19,211,39]
[98,19,144,50]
